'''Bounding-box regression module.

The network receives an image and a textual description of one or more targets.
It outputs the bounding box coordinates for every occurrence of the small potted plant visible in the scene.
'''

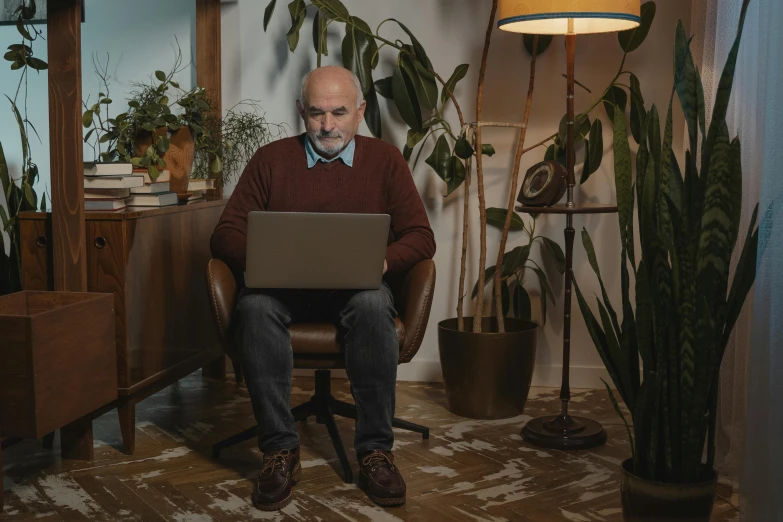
[573,3,759,520]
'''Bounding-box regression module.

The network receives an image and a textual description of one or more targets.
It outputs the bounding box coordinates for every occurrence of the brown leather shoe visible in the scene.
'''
[252,447,301,511]
[357,450,406,507]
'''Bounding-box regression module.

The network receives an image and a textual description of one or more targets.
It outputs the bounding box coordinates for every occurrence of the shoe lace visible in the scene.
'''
[362,451,397,473]
[260,449,291,477]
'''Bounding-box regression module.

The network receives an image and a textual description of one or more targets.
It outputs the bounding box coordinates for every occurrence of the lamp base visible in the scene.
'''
[521,414,607,450]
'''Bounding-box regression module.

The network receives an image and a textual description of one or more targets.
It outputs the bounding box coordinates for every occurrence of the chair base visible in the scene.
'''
[212,369,430,483]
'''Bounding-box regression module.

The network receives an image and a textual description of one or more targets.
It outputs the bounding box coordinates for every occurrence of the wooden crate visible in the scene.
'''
[0,291,117,439]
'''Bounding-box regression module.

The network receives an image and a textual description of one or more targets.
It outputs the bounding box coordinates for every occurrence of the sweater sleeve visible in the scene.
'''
[210,149,268,273]
[384,148,436,273]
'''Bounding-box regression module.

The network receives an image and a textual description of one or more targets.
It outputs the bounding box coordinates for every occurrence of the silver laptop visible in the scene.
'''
[245,212,391,290]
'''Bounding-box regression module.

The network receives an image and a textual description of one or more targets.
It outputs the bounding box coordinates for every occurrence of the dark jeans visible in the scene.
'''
[233,282,399,455]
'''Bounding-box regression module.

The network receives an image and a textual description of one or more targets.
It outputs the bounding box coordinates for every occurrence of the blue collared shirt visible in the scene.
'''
[305,135,355,168]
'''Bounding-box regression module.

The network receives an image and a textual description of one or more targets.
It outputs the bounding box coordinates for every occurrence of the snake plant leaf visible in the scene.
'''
[364,85,382,139]
[613,109,634,259]
[630,73,646,144]
[602,85,628,122]
[701,0,750,180]
[392,63,422,131]
[342,17,374,96]
[697,123,736,309]
[659,95,675,243]
[286,0,307,52]
[619,1,656,53]
[542,237,565,274]
[513,284,532,322]
[668,149,684,216]
[674,19,706,155]
[582,228,621,340]
[523,34,553,56]
[263,0,276,31]
[472,265,496,299]
[648,105,662,182]
[441,63,469,105]
[604,378,636,457]
[486,207,525,232]
[597,297,631,405]
[721,203,759,352]
[425,134,450,183]
[582,119,603,183]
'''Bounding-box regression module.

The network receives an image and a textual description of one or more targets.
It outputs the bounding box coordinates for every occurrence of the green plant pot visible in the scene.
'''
[437,317,537,420]
[620,458,717,522]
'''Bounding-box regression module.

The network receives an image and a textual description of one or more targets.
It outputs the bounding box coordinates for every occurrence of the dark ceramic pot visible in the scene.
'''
[620,458,718,522]
[437,317,537,420]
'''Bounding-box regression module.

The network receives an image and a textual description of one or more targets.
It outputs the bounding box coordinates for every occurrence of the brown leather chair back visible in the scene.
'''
[206,258,435,365]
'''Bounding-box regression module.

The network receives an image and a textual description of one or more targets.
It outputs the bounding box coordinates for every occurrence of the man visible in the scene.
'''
[210,66,436,511]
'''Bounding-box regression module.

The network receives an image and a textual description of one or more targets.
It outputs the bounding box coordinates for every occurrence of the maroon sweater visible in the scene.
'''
[210,134,436,275]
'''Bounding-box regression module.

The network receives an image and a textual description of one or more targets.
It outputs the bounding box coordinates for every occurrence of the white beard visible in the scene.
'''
[310,132,345,156]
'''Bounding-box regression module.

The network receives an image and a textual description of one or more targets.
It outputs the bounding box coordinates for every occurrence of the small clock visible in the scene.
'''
[517,160,567,207]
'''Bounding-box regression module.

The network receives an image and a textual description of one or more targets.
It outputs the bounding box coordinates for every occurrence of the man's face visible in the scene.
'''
[297,69,366,158]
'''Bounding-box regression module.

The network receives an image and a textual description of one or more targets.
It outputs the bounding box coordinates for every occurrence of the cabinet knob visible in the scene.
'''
[94,236,107,249]
[35,235,47,248]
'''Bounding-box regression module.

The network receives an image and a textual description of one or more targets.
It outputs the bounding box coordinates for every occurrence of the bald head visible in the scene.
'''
[296,66,367,158]
[299,66,363,109]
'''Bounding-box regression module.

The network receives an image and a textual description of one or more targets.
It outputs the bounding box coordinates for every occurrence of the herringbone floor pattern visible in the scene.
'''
[1,373,739,521]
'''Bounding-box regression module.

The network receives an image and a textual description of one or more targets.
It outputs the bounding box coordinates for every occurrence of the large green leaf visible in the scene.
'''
[602,85,628,122]
[389,19,432,68]
[441,63,469,105]
[542,237,565,274]
[557,114,590,147]
[502,245,531,278]
[391,64,422,131]
[399,51,437,111]
[312,0,349,21]
[447,155,466,195]
[374,76,393,99]
[286,0,307,52]
[486,207,525,232]
[513,284,532,321]
[342,16,375,95]
[472,265,496,299]
[364,85,382,139]
[454,135,474,160]
[673,20,706,155]
[613,109,633,259]
[425,134,450,182]
[263,0,277,31]
[618,1,657,53]
[312,11,329,56]
[523,34,553,56]
[582,119,603,183]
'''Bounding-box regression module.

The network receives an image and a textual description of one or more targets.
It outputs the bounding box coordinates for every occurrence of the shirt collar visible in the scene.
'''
[305,135,355,168]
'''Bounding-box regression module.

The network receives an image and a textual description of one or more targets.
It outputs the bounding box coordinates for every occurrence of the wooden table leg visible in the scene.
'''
[1,431,4,511]
[118,401,136,455]
[203,355,227,380]
[60,415,94,461]
[42,432,55,450]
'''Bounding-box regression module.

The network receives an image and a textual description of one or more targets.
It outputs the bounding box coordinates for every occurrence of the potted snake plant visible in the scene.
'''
[573,2,763,520]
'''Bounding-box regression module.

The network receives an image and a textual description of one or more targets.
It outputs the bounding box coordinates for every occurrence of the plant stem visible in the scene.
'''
[493,35,539,333]
[431,71,465,127]
[472,0,497,333]
[457,125,473,331]
[473,121,528,129]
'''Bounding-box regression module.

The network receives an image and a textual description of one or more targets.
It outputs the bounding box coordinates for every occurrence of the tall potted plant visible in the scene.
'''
[573,1,762,519]
[263,0,661,419]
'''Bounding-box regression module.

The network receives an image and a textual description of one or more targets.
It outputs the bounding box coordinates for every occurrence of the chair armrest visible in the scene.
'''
[397,259,436,363]
[207,258,239,360]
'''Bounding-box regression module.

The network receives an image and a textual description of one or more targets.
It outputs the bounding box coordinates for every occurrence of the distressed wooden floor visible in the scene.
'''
[2,373,738,521]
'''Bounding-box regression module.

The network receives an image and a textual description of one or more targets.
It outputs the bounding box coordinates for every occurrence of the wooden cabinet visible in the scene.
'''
[18,198,227,453]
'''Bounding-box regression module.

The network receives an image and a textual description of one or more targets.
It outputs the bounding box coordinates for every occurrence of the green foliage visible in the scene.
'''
[472,213,562,325]
[574,1,759,483]
[2,0,47,296]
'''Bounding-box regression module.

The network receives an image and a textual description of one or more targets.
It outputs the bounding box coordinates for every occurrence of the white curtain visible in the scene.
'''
[691,0,783,518]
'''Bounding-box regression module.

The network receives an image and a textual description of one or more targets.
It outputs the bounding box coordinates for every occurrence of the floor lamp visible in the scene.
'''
[497,1,641,450]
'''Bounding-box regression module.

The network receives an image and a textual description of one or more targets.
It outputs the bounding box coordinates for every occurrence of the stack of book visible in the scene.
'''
[186,178,215,202]
[83,162,178,210]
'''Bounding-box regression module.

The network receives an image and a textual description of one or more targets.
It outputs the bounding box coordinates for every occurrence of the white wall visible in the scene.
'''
[1,0,195,253]
[220,0,691,387]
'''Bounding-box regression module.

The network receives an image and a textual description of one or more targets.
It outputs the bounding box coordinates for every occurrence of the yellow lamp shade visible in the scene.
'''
[498,0,640,34]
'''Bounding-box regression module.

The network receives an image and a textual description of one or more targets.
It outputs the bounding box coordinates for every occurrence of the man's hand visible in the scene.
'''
[383,260,388,274]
